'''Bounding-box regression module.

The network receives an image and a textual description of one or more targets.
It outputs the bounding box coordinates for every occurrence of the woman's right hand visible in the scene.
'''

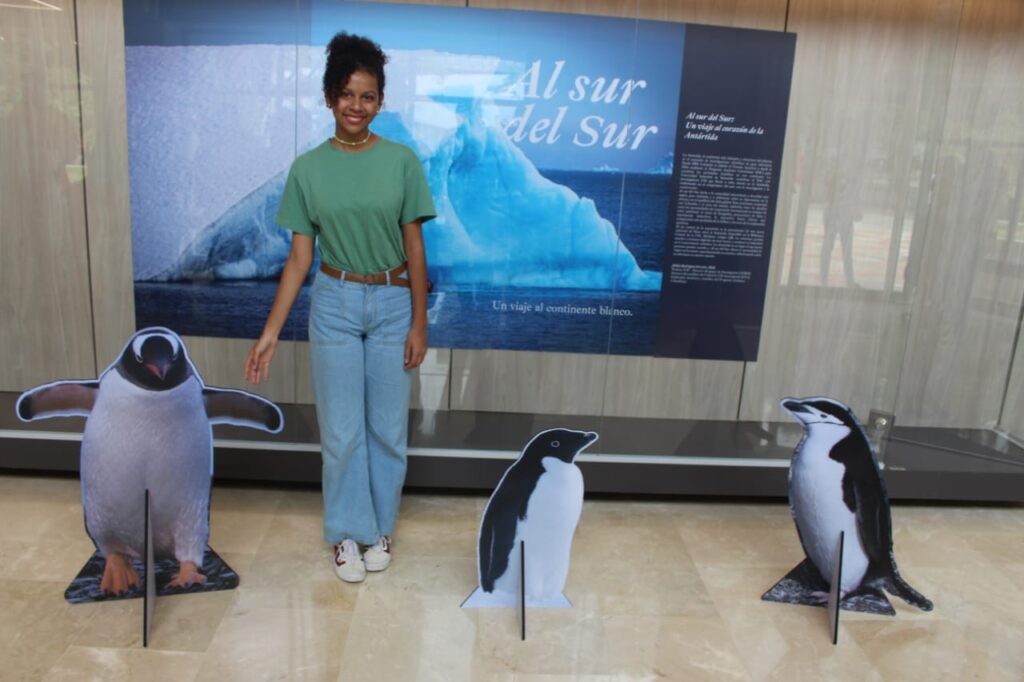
[244,234,313,386]
[244,333,279,385]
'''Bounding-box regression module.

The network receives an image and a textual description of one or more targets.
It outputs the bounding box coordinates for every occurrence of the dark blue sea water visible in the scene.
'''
[543,170,670,271]
[135,171,670,356]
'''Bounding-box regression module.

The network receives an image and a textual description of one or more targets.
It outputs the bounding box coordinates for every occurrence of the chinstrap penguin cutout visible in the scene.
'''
[17,327,284,603]
[463,428,597,609]
[762,397,933,616]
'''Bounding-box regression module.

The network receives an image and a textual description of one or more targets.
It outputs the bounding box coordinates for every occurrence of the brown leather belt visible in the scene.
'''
[319,262,410,287]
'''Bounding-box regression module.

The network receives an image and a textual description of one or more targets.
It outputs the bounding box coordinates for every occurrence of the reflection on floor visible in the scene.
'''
[4,473,1023,681]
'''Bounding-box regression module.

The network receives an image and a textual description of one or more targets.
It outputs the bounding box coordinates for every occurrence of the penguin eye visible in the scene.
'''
[131,333,158,361]
[165,336,181,357]
[551,440,560,448]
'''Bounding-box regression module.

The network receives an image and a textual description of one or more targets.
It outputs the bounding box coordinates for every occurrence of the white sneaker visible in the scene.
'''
[333,539,366,583]
[363,535,392,572]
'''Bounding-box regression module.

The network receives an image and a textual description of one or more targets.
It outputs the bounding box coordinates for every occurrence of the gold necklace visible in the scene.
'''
[332,132,372,147]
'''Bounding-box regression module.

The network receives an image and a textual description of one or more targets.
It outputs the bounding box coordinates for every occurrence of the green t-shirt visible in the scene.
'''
[276,137,436,274]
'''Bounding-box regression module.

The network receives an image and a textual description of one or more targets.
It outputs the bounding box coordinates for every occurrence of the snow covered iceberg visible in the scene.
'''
[424,103,660,291]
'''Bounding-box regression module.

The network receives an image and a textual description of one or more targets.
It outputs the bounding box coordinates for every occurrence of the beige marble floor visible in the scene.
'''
[3,473,1022,681]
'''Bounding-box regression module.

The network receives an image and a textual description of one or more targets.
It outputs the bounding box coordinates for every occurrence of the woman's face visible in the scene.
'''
[328,69,382,142]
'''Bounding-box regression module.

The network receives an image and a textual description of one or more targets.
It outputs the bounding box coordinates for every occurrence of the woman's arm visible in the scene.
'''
[403,220,429,370]
[244,233,315,385]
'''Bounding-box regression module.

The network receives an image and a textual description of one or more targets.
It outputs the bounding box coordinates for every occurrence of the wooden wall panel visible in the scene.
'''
[894,0,1024,428]
[0,0,97,389]
[471,0,785,28]
[1001,327,1024,441]
[471,0,647,17]
[664,0,787,29]
[600,356,744,419]
[76,0,136,368]
[412,349,452,412]
[738,0,963,423]
[183,336,296,404]
[295,343,314,405]
[450,350,608,415]
[294,345,450,411]
[366,0,466,4]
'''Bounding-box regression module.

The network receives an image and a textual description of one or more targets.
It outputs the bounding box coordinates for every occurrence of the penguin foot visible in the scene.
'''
[100,553,141,594]
[809,590,831,604]
[167,560,207,589]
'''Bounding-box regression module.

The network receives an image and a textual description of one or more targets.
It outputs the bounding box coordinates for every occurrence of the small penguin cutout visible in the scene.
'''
[463,428,598,609]
[762,397,933,616]
[16,327,284,603]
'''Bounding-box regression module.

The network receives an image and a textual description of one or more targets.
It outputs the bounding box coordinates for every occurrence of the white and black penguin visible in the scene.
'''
[17,327,283,594]
[781,397,932,611]
[463,428,598,608]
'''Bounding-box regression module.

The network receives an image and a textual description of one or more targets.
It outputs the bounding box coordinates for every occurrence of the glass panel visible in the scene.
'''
[105,0,1024,488]
[598,0,965,472]
[745,1,965,468]
[892,0,1024,470]
[122,0,306,409]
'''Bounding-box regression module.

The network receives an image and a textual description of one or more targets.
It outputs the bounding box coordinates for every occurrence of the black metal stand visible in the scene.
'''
[517,541,526,641]
[827,531,844,646]
[143,489,155,647]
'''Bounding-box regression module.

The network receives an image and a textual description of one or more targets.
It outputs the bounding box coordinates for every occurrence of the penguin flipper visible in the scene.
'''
[478,498,518,592]
[16,380,99,421]
[203,387,283,433]
[478,470,526,592]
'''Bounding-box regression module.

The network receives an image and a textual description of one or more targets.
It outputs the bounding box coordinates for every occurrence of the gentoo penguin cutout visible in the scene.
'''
[762,397,933,616]
[16,327,283,603]
[463,428,597,609]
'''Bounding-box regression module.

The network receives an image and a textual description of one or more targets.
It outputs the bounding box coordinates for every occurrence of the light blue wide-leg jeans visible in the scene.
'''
[308,271,412,545]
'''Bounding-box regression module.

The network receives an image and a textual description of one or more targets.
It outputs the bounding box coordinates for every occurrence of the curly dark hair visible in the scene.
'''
[323,32,387,105]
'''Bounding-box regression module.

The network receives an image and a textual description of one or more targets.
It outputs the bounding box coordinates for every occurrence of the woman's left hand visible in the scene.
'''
[404,325,428,369]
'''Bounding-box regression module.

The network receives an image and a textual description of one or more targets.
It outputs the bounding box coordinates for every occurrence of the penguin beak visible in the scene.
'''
[572,432,599,459]
[780,399,813,423]
[145,362,169,380]
[781,399,809,414]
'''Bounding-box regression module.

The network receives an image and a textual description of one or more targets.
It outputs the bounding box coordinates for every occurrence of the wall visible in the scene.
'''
[2,0,1022,441]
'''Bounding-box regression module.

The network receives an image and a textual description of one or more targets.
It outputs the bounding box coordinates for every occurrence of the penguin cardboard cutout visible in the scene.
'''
[463,428,597,609]
[762,397,933,616]
[17,327,283,603]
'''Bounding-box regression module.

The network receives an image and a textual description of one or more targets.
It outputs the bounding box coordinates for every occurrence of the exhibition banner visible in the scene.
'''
[125,1,794,359]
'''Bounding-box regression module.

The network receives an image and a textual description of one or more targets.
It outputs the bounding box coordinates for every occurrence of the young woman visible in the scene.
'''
[244,33,435,583]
